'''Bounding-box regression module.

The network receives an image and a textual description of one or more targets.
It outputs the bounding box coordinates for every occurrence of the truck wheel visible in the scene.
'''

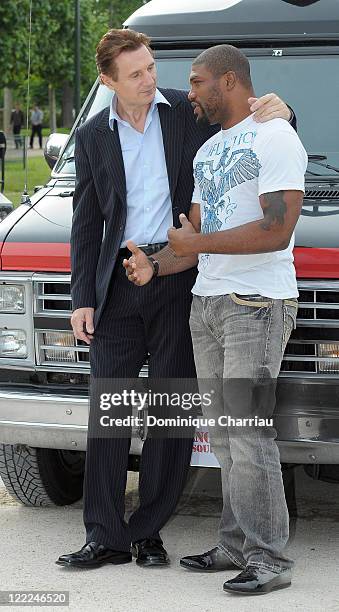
[0,444,85,506]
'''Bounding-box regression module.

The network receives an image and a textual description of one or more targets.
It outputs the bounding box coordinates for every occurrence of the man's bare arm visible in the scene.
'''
[153,244,197,277]
[168,190,304,256]
[123,205,200,285]
[154,203,200,276]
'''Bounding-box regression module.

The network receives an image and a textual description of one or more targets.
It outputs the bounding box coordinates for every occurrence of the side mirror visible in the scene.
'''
[0,193,13,221]
[44,133,69,170]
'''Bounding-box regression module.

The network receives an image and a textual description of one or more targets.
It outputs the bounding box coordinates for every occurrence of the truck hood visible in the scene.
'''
[1,184,339,278]
[0,186,72,272]
[294,193,339,277]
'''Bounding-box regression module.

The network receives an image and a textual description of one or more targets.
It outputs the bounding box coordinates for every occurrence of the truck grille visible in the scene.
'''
[281,281,339,375]
[33,275,339,376]
[305,187,339,199]
[34,277,72,316]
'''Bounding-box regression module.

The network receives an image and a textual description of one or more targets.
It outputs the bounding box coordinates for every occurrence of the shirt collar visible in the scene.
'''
[108,88,171,130]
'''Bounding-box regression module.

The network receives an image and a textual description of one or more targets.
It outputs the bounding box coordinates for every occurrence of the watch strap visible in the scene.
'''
[147,256,159,278]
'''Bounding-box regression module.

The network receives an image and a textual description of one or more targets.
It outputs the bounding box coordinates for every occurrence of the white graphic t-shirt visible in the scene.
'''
[191,115,308,298]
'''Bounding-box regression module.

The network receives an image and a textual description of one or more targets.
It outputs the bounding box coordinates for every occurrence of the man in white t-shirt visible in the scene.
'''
[123,44,307,595]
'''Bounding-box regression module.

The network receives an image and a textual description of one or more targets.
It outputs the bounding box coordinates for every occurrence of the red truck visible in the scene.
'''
[0,0,338,506]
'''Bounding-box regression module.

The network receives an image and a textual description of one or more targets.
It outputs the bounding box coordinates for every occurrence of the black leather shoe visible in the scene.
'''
[223,566,292,595]
[132,538,170,567]
[56,542,132,568]
[180,547,240,572]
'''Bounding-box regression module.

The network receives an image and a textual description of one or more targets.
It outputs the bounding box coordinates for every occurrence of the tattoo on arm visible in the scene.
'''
[260,191,287,231]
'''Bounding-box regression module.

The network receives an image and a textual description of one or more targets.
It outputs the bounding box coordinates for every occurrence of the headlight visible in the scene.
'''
[43,331,76,362]
[318,343,339,373]
[0,284,25,313]
[0,329,27,358]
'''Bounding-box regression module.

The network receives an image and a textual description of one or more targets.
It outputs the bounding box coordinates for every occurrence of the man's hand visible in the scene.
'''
[71,307,94,345]
[248,93,291,123]
[167,213,197,257]
[122,240,154,286]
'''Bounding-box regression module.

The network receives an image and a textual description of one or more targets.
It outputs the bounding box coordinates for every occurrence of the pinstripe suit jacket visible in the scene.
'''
[70,88,219,327]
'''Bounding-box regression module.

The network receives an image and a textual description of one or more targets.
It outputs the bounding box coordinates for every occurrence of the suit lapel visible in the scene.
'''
[94,110,126,205]
[94,95,186,209]
[158,100,185,205]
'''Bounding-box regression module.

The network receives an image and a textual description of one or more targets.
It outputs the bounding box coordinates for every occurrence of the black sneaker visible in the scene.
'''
[223,566,292,595]
[180,547,240,572]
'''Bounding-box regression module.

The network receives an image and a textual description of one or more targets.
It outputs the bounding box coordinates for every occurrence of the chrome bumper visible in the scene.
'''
[0,389,89,451]
[0,387,339,465]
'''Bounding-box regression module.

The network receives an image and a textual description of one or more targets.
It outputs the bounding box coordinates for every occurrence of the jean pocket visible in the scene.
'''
[282,300,298,354]
[229,292,273,308]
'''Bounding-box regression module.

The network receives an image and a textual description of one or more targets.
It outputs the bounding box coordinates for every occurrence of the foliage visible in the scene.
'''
[4,156,51,208]
[1,0,147,107]
[0,0,32,88]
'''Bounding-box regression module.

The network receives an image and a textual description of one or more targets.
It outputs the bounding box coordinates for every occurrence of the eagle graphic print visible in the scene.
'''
[194,133,261,268]
[191,115,307,297]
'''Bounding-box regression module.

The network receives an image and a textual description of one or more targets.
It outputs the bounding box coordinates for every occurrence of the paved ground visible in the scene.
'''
[0,466,338,612]
[5,136,48,160]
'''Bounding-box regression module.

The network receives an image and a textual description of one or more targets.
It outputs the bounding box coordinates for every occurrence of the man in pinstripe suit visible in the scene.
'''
[56,29,294,569]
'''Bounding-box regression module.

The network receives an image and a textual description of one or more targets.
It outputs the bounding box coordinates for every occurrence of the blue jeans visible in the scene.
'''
[189,292,298,573]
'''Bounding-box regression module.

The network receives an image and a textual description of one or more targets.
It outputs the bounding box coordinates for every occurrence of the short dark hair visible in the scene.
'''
[193,45,252,87]
[96,28,153,81]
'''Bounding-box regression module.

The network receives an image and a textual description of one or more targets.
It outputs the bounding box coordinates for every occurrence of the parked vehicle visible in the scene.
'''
[0,0,338,506]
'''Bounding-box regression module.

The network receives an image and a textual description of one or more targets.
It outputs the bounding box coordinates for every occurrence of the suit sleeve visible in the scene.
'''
[70,128,104,310]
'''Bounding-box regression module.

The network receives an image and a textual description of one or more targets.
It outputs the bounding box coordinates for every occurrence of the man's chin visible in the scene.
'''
[195,114,211,127]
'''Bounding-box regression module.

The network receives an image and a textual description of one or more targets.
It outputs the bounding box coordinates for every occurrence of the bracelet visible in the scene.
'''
[147,256,159,278]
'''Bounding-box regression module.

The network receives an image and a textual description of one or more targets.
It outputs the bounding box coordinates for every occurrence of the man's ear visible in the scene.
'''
[100,73,114,89]
[224,71,236,90]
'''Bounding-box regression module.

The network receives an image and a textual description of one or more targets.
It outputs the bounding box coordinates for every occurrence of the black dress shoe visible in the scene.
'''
[223,566,292,595]
[132,538,170,567]
[56,542,132,568]
[180,547,240,572]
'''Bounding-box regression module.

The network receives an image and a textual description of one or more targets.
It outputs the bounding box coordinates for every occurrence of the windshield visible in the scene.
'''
[55,52,339,178]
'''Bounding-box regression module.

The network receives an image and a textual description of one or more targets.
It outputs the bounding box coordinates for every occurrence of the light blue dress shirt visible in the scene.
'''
[109,89,173,247]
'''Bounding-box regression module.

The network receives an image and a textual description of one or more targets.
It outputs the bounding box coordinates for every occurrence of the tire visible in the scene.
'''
[0,443,85,506]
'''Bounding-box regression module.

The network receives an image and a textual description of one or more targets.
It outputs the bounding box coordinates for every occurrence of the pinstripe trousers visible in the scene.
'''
[83,257,197,552]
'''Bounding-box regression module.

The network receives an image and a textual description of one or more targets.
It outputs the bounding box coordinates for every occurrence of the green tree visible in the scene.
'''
[101,0,149,28]
[0,0,31,88]
[0,0,148,130]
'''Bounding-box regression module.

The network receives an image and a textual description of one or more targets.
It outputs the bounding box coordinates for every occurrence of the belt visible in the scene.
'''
[118,242,168,259]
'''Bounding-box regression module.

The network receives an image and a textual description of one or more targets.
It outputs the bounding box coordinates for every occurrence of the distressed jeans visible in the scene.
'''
[189,292,298,573]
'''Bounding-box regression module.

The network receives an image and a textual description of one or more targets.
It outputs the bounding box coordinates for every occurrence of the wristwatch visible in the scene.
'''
[147,256,159,278]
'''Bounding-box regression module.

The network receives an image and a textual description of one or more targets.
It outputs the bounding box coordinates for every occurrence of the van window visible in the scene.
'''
[154,54,339,174]
[55,52,339,178]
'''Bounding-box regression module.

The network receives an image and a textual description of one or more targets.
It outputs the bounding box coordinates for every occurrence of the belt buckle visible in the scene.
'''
[137,243,152,255]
